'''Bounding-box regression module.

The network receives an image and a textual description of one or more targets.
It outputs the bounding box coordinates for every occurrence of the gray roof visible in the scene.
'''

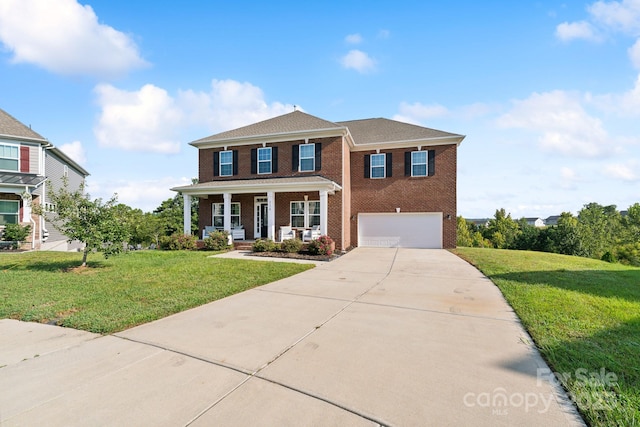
[191,111,464,147]
[0,172,47,187]
[172,175,341,195]
[0,108,47,141]
[192,111,342,144]
[337,118,462,145]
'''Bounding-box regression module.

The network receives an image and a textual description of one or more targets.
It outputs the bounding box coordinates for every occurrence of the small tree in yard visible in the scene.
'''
[33,178,129,267]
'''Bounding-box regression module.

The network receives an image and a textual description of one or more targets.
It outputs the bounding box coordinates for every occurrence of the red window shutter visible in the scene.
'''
[20,146,30,172]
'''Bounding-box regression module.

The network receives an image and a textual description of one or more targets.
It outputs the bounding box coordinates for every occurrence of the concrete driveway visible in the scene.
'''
[0,248,584,426]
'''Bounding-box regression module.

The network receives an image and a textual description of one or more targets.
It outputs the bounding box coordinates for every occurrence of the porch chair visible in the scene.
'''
[302,225,321,242]
[280,226,295,241]
[231,226,245,241]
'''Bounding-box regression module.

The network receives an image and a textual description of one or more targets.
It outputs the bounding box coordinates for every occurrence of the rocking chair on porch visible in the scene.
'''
[302,225,321,242]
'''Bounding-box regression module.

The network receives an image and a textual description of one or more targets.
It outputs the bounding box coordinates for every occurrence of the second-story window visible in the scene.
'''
[0,144,19,172]
[370,153,386,178]
[258,147,271,174]
[411,151,427,177]
[219,150,233,176]
[299,143,315,172]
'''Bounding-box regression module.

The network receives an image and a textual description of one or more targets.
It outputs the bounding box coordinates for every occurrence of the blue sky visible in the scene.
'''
[1,0,639,218]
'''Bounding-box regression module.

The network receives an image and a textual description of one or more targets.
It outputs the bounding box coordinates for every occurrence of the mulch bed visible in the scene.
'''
[247,251,338,262]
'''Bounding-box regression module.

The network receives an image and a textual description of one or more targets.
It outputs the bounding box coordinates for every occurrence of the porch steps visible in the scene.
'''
[233,240,254,251]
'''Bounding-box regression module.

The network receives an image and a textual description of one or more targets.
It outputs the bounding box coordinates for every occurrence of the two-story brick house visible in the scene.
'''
[0,108,89,250]
[172,111,464,250]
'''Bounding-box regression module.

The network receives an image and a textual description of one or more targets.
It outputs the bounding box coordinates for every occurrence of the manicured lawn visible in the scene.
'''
[1,250,313,334]
[454,247,640,427]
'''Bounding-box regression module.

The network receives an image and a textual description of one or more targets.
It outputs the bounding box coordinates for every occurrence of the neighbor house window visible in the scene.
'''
[290,200,320,228]
[0,144,19,172]
[212,202,241,228]
[0,200,19,225]
[299,143,315,172]
[219,150,233,176]
[411,151,427,177]
[258,147,272,174]
[370,153,386,178]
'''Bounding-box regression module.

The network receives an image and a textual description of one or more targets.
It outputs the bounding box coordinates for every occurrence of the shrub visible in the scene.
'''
[307,235,334,256]
[158,234,198,250]
[601,251,616,263]
[203,230,231,251]
[1,223,31,242]
[615,243,640,266]
[252,238,278,252]
[280,238,303,253]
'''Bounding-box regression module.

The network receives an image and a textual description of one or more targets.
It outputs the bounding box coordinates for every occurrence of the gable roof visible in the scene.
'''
[0,108,47,142]
[190,110,465,149]
[337,118,463,147]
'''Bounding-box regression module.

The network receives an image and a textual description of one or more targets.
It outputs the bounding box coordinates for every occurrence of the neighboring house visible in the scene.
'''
[172,111,464,250]
[0,108,89,250]
[466,218,490,228]
[545,215,561,227]
[523,217,545,228]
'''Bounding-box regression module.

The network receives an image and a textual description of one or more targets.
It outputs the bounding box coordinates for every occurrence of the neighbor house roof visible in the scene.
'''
[0,108,48,142]
[190,110,465,149]
[0,172,47,188]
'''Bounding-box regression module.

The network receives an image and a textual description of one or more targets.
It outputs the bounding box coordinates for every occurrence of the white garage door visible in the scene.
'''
[358,212,443,249]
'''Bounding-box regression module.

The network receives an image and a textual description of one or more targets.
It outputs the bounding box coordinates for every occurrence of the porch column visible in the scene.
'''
[320,190,328,236]
[223,192,231,232]
[267,191,275,240]
[182,194,191,235]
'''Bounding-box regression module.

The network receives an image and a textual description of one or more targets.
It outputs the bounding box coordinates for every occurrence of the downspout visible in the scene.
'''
[33,178,49,249]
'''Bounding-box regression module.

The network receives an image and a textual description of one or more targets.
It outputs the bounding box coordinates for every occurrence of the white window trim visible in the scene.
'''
[257,147,272,175]
[212,202,241,228]
[0,142,20,172]
[370,153,386,179]
[299,143,315,172]
[219,150,233,177]
[290,200,320,228]
[0,199,19,225]
[411,150,428,177]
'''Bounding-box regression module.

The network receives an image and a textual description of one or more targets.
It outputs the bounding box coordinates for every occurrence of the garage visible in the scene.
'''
[358,212,443,249]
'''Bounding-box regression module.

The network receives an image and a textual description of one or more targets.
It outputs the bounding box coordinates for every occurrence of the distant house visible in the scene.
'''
[466,218,490,227]
[172,111,465,249]
[0,108,89,250]
[523,217,545,228]
[545,215,561,226]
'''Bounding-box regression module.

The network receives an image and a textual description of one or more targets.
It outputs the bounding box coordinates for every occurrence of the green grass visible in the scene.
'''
[0,250,312,334]
[453,247,640,427]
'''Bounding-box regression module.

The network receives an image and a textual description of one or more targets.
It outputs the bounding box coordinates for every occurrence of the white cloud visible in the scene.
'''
[496,90,611,158]
[603,161,639,180]
[0,0,147,77]
[58,140,86,165]
[345,33,363,44]
[393,102,449,124]
[556,21,600,41]
[94,84,183,153]
[88,176,192,213]
[588,0,640,34]
[340,49,376,73]
[178,79,293,132]
[560,166,581,189]
[590,73,640,115]
[630,39,640,68]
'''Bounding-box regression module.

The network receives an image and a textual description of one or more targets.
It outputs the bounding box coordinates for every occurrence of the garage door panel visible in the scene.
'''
[358,213,442,249]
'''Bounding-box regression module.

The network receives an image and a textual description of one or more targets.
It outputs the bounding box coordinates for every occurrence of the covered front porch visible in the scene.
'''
[172,176,342,245]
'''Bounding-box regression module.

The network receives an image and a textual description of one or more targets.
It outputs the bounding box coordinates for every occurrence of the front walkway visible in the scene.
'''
[0,248,583,426]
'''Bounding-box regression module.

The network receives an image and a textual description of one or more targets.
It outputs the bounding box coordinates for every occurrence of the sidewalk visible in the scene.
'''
[0,248,584,426]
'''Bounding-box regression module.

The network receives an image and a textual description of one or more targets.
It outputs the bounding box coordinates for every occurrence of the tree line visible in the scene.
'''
[457,203,640,266]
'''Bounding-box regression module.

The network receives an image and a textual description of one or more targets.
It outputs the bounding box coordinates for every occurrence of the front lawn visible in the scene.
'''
[0,250,312,334]
[454,247,640,427]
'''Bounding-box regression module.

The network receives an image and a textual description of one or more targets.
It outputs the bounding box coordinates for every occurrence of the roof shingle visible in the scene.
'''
[0,108,47,141]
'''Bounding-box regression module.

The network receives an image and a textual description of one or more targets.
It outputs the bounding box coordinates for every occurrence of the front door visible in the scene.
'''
[254,197,268,239]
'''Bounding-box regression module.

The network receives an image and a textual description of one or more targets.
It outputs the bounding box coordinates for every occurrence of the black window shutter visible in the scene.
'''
[404,151,411,176]
[314,143,322,171]
[386,152,393,178]
[428,150,435,176]
[292,145,299,172]
[233,150,239,175]
[250,149,257,174]
[213,151,219,177]
[272,147,278,173]
[364,154,370,178]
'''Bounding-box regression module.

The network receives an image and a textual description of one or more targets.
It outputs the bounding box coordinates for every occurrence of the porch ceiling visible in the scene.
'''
[171,175,342,197]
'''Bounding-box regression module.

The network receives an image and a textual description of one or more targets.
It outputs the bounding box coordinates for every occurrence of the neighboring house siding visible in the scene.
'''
[29,145,39,174]
[350,144,457,248]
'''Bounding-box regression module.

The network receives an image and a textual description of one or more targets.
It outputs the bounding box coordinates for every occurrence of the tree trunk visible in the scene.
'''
[81,247,89,267]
